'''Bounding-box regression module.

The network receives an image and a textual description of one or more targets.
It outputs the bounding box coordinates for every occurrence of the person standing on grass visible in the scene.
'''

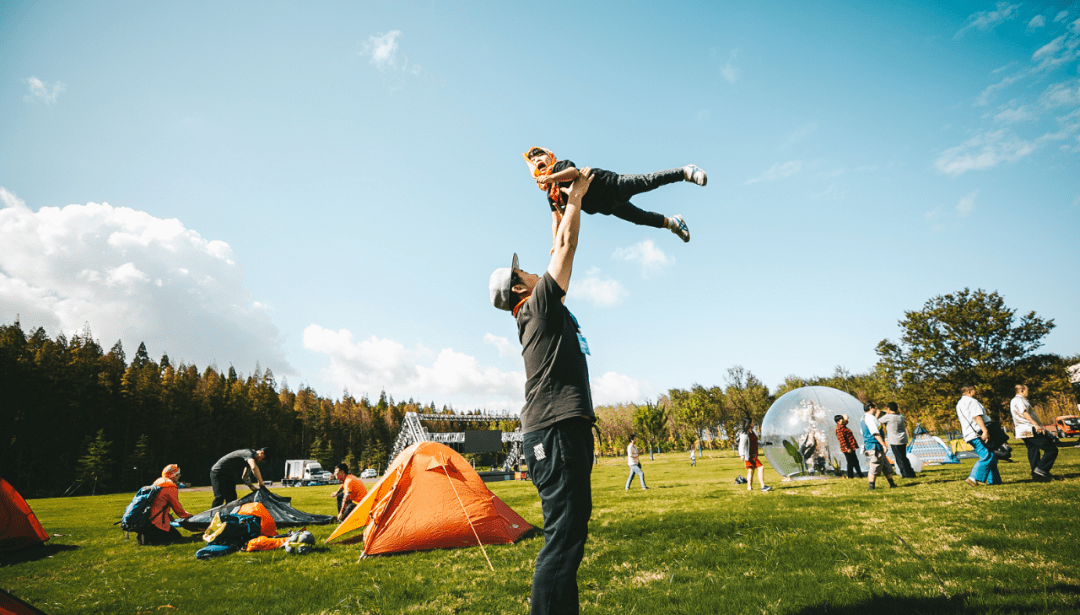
[956,386,1002,486]
[1010,384,1058,482]
[488,168,595,615]
[137,464,192,545]
[861,403,897,490]
[210,447,267,507]
[834,414,864,479]
[330,463,368,522]
[625,435,649,490]
[737,418,771,492]
[881,402,916,478]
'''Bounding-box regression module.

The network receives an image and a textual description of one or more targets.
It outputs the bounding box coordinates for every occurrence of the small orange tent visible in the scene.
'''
[0,478,49,553]
[327,442,532,556]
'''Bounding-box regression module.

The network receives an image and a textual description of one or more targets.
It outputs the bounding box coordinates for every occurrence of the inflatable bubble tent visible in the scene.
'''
[760,386,865,479]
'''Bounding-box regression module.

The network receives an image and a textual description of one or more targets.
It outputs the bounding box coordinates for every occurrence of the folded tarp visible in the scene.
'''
[178,487,333,531]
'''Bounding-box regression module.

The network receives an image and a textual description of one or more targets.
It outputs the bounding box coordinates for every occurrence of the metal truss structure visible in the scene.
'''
[389,412,524,471]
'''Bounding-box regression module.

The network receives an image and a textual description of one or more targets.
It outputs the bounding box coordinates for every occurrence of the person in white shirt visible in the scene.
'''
[956,385,1001,486]
[1010,384,1057,482]
[625,435,648,490]
[861,402,896,490]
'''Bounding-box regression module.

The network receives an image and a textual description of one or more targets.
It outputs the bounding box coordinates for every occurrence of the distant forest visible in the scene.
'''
[3,289,1076,497]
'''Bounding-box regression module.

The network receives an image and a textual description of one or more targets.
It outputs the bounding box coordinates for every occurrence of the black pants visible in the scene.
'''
[843,451,864,478]
[523,418,594,615]
[210,471,237,508]
[137,525,182,545]
[1024,434,1058,475]
[599,168,685,228]
[335,492,357,521]
[890,444,916,478]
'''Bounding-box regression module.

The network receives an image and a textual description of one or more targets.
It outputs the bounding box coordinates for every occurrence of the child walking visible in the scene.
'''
[523,147,706,244]
[737,418,771,492]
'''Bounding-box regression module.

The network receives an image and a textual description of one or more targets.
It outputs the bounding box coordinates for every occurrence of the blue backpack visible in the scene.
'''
[117,485,164,535]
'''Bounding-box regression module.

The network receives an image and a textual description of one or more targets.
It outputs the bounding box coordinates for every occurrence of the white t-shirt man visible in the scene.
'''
[956,395,987,442]
[1010,395,1041,439]
[627,442,640,466]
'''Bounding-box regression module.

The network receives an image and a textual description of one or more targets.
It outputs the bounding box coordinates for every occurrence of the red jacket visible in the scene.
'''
[149,477,191,532]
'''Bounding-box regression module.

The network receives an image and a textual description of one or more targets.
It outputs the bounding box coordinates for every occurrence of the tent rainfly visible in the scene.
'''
[327,441,532,558]
[0,478,49,553]
[179,487,334,531]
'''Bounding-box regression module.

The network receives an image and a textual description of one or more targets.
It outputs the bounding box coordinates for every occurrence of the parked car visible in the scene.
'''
[1053,415,1080,439]
[360,468,378,479]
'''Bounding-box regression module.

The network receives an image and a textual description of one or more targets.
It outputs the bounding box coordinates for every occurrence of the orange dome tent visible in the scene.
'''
[0,478,48,553]
[326,441,532,558]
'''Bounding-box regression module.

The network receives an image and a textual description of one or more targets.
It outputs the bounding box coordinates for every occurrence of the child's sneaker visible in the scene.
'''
[760,486,772,492]
[669,215,690,242]
[683,164,707,186]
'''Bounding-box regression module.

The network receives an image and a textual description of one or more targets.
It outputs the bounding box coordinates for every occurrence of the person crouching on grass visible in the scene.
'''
[137,464,192,545]
[737,418,771,492]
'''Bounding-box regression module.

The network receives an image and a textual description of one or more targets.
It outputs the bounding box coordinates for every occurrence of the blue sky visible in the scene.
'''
[2,1,1078,410]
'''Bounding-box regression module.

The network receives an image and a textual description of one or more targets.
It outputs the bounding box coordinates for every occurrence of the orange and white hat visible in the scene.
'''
[162,464,180,480]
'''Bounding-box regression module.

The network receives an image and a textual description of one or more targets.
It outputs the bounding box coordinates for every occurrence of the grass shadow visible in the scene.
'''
[788,584,1080,615]
[0,543,79,566]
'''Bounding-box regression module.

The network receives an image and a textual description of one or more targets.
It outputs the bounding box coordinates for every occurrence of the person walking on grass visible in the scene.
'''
[625,434,649,490]
[834,414,864,479]
[737,418,771,492]
[488,168,595,615]
[881,402,916,479]
[956,386,1002,487]
[861,403,897,490]
[1010,384,1058,482]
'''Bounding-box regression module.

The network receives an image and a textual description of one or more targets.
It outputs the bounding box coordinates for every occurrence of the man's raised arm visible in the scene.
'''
[547,167,593,291]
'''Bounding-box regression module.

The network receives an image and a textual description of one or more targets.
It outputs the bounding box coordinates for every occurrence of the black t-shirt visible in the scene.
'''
[516,272,594,433]
[546,159,620,215]
[211,449,255,477]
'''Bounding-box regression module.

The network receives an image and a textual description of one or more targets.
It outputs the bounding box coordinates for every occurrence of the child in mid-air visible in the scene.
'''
[523,147,707,244]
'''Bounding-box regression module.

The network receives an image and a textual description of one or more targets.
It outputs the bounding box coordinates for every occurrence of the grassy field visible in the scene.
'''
[3,443,1079,615]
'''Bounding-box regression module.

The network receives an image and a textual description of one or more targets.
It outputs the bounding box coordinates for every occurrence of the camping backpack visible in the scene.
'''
[117,485,164,537]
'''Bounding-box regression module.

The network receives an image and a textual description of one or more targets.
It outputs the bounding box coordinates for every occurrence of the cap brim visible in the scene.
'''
[511,253,519,272]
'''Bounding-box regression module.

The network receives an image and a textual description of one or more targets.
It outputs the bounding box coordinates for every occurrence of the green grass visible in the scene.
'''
[3,444,1080,615]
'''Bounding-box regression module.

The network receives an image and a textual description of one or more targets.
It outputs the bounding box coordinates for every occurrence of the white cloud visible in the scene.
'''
[976,72,1026,106]
[956,190,978,216]
[745,160,802,184]
[933,130,1038,175]
[361,30,420,74]
[303,325,525,409]
[720,50,739,83]
[955,2,1021,38]
[1054,11,1070,24]
[0,187,292,374]
[1032,19,1080,71]
[24,77,65,105]
[484,333,517,358]
[591,371,645,405]
[613,240,673,277]
[1027,15,1046,31]
[993,105,1034,123]
[1040,79,1080,108]
[364,30,401,69]
[567,267,627,307]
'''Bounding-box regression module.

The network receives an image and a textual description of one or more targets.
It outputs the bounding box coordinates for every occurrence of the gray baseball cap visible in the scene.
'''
[488,253,519,311]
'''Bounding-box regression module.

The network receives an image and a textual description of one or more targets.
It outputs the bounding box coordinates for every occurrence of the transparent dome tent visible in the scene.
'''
[760,386,865,479]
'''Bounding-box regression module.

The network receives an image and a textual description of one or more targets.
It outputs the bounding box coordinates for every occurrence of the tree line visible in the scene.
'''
[595,288,1077,457]
[0,321,503,497]
[2,287,1076,496]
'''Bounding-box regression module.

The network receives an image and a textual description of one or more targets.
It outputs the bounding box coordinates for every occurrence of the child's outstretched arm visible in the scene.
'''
[537,165,580,185]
